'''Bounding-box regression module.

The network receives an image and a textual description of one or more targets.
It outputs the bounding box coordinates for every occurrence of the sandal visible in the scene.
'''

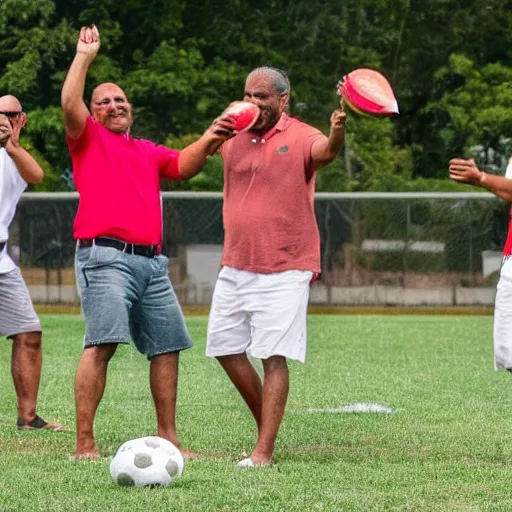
[16,415,65,431]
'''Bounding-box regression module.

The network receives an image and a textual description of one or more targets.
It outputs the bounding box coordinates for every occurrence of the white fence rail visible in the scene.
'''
[13,191,503,306]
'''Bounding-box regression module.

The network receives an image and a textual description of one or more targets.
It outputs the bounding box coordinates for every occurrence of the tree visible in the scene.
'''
[424,54,512,173]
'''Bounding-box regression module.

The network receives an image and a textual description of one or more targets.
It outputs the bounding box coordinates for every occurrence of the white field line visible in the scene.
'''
[292,403,394,414]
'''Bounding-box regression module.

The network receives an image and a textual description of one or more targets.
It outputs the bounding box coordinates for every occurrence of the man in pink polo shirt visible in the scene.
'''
[449,158,512,371]
[206,67,346,466]
[62,26,231,459]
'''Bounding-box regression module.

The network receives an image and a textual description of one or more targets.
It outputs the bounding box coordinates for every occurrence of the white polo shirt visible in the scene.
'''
[0,148,27,274]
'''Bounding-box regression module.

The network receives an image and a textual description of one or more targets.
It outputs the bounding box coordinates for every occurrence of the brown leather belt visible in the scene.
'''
[77,237,159,258]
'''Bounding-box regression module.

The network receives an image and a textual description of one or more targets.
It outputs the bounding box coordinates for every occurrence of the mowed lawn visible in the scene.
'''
[0,314,510,511]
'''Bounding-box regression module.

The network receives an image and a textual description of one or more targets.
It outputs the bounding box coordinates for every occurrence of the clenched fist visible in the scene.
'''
[330,109,347,131]
[0,114,13,146]
[76,25,100,61]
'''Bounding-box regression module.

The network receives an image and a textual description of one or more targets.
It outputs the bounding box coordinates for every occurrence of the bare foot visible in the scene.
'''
[246,450,273,465]
[181,449,199,459]
[41,422,66,431]
[16,415,65,431]
[70,450,100,460]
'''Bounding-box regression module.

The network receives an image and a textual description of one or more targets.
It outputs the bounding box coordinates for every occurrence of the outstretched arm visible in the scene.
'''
[449,158,512,202]
[310,109,347,169]
[0,114,43,184]
[61,25,100,139]
[177,114,236,179]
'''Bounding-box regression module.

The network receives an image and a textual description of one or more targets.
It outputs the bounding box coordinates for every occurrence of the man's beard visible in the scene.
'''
[252,108,278,134]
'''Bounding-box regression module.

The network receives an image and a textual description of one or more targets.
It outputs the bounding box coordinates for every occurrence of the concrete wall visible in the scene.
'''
[30,283,496,307]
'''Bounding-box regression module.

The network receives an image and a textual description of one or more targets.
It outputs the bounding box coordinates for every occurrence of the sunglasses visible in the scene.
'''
[0,111,22,118]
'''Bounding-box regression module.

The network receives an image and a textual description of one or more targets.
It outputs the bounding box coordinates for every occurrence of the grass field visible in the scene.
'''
[0,314,511,511]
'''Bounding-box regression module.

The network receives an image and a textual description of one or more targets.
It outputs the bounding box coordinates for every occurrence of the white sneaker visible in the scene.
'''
[236,457,255,467]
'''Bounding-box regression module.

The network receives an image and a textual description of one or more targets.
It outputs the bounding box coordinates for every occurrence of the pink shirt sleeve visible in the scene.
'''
[66,116,95,153]
[303,126,326,180]
[153,144,181,180]
[66,117,97,182]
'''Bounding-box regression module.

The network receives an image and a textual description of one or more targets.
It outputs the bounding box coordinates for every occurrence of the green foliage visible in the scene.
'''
[0,0,509,191]
[162,133,225,191]
[425,54,512,173]
[22,106,69,190]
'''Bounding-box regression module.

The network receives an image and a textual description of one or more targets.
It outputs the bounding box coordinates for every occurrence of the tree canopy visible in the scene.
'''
[0,0,510,191]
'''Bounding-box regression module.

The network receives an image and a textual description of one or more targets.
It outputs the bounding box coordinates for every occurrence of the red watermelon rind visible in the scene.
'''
[339,69,399,117]
[224,101,261,133]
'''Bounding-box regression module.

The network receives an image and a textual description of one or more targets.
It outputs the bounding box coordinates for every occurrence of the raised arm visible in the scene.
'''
[449,158,512,202]
[0,114,43,184]
[310,109,347,169]
[61,26,100,139]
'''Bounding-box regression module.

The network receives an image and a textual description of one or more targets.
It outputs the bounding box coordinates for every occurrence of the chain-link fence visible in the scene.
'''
[11,191,506,306]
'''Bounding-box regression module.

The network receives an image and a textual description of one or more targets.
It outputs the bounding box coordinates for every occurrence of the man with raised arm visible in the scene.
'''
[0,95,64,432]
[449,158,512,372]
[206,67,346,466]
[62,25,230,459]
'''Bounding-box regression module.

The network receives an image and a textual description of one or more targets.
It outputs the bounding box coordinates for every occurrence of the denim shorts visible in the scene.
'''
[75,244,193,358]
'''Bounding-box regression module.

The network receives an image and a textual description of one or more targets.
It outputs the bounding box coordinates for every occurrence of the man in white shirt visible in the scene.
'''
[0,95,63,431]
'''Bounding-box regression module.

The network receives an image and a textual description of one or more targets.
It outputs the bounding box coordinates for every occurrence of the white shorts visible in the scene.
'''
[206,266,313,363]
[494,256,512,369]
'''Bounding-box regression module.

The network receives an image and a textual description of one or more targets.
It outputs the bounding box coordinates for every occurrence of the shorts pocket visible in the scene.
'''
[88,245,122,267]
[75,245,122,291]
[75,246,93,266]
[76,245,121,270]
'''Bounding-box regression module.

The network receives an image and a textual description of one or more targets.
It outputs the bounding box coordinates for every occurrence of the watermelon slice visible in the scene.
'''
[223,101,260,133]
[337,69,399,116]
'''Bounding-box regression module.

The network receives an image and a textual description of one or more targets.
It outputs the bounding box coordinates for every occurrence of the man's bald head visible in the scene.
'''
[90,82,133,134]
[0,94,26,130]
[90,83,127,107]
[0,95,22,112]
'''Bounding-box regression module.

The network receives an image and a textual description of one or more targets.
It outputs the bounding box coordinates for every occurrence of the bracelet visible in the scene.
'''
[479,171,487,183]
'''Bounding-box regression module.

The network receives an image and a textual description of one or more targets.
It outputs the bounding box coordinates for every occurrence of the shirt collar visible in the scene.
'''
[259,112,291,141]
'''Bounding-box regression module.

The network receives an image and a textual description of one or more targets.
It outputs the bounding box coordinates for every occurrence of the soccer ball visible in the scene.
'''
[110,436,184,487]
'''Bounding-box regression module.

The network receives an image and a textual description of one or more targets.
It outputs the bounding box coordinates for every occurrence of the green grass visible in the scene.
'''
[0,314,510,511]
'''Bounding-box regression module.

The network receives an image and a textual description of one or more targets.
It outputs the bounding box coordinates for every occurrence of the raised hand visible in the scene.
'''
[210,112,237,138]
[330,108,347,131]
[0,114,13,146]
[6,112,26,149]
[76,25,100,61]
[449,158,483,185]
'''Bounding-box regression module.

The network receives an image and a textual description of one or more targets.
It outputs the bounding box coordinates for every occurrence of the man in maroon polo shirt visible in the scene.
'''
[206,67,346,466]
[62,25,231,459]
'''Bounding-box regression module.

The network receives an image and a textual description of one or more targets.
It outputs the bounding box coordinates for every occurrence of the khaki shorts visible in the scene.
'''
[0,267,41,338]
[206,266,313,363]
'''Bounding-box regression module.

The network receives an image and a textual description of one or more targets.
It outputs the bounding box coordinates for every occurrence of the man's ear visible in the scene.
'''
[19,112,27,129]
[280,92,289,110]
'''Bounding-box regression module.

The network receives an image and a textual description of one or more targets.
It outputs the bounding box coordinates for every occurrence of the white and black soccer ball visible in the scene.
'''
[110,436,184,487]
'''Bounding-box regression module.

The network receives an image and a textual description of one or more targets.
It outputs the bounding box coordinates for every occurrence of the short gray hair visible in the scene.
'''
[247,67,291,95]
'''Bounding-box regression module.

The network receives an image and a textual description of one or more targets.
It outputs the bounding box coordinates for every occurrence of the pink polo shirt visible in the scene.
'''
[219,113,326,274]
[67,116,181,245]
[503,207,512,256]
